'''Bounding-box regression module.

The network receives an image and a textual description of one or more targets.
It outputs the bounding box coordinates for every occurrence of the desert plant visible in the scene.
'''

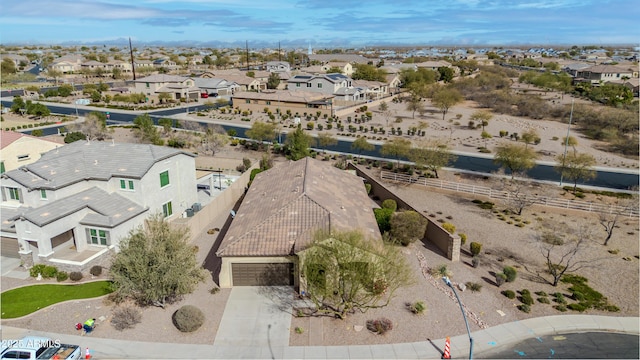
[407,301,426,314]
[111,305,142,331]
[465,282,482,292]
[503,266,517,282]
[495,273,507,287]
[90,265,103,276]
[471,256,480,268]
[56,271,69,282]
[209,287,220,295]
[502,290,516,299]
[459,233,467,245]
[554,304,568,312]
[429,264,452,278]
[518,304,531,313]
[29,264,47,278]
[469,242,482,256]
[520,290,534,305]
[441,222,456,234]
[69,271,83,281]
[295,326,304,334]
[381,199,397,211]
[537,297,551,304]
[172,305,205,332]
[366,318,393,335]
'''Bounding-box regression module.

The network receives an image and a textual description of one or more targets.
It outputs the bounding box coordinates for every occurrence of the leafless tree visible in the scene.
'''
[531,220,603,286]
[492,174,547,215]
[68,112,112,140]
[598,197,637,246]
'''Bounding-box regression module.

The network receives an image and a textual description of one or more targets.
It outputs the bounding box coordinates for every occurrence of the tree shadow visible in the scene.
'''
[481,276,497,287]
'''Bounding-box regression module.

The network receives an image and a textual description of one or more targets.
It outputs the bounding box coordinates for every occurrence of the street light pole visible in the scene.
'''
[443,276,474,359]
[559,99,575,187]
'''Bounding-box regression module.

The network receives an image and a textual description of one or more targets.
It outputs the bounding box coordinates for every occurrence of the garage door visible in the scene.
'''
[1,237,20,258]
[232,263,294,286]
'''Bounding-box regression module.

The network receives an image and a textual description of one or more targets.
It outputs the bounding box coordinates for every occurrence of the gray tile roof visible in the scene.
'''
[1,206,21,233]
[19,187,147,227]
[216,157,381,257]
[2,141,195,191]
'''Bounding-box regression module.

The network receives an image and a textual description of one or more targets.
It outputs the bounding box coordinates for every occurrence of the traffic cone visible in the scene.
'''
[85,347,91,360]
[442,336,451,359]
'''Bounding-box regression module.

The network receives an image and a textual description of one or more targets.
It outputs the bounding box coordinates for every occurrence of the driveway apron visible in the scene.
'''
[213,286,292,357]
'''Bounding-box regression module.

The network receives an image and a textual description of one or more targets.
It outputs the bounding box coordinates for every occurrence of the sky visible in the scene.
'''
[1,0,639,47]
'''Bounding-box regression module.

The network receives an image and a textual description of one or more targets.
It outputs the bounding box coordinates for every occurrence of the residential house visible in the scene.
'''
[288,73,352,96]
[321,62,353,76]
[353,79,388,100]
[49,55,85,74]
[231,90,334,117]
[0,141,197,269]
[575,65,635,85]
[193,78,240,97]
[133,74,200,102]
[308,54,370,65]
[265,61,291,72]
[81,60,112,74]
[415,60,454,72]
[153,58,177,69]
[216,157,380,287]
[201,71,265,91]
[0,131,60,174]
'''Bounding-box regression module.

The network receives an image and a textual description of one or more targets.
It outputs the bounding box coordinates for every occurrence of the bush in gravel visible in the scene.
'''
[173,305,205,332]
[429,264,452,278]
[381,199,397,211]
[495,273,507,287]
[520,289,534,305]
[69,271,83,281]
[518,304,531,313]
[554,304,568,312]
[112,305,142,331]
[441,222,456,234]
[366,317,393,335]
[90,265,103,276]
[56,271,69,282]
[465,282,482,292]
[41,265,58,278]
[537,297,551,304]
[502,290,516,299]
[459,233,467,245]
[469,242,482,256]
[406,301,426,314]
[503,266,517,282]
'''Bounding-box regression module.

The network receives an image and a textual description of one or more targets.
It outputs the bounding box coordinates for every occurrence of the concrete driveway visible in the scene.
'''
[213,286,293,359]
[1,256,28,279]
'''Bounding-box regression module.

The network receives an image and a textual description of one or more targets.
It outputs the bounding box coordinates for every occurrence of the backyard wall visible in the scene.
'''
[349,163,460,261]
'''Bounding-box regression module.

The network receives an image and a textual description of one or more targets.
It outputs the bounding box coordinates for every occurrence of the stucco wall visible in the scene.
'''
[348,162,460,261]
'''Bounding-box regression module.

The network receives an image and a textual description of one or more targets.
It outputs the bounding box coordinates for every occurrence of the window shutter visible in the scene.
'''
[86,228,92,244]
[18,189,23,203]
[1,188,6,202]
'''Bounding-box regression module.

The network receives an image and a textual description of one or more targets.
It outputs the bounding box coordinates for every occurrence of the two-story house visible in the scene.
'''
[288,73,352,96]
[0,141,197,270]
[133,74,200,102]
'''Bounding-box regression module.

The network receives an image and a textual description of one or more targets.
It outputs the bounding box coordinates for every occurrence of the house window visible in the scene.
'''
[245,99,251,104]
[162,201,173,218]
[266,101,271,105]
[0,161,4,174]
[40,189,47,199]
[8,187,20,201]
[317,83,322,88]
[120,179,134,190]
[296,83,300,87]
[88,228,109,246]
[160,171,170,187]
[17,154,30,161]
[145,82,150,88]
[307,83,312,88]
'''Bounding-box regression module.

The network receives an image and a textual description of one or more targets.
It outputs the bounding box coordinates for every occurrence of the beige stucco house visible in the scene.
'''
[0,131,60,174]
[216,157,380,288]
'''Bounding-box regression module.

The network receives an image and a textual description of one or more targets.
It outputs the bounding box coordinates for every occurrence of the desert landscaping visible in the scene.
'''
[1,82,638,347]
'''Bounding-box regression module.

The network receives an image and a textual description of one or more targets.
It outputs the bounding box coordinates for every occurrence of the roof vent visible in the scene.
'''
[94,160,98,165]
[293,186,299,193]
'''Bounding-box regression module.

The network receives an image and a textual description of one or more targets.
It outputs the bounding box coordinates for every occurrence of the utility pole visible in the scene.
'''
[129,37,136,80]
[245,41,249,71]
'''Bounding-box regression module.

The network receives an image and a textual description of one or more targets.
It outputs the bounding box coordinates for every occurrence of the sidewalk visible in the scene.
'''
[1,315,637,359]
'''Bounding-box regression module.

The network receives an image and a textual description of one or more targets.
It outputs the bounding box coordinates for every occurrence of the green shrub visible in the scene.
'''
[90,265,103,276]
[469,242,482,256]
[466,282,482,292]
[69,272,83,281]
[112,305,142,331]
[553,292,567,304]
[56,271,69,282]
[29,264,47,278]
[374,208,394,233]
[381,199,397,211]
[41,265,58,278]
[495,273,507,287]
[365,183,372,194]
[407,301,426,314]
[295,326,304,334]
[503,266,517,282]
[567,303,588,312]
[478,201,494,209]
[535,291,548,296]
[520,293,534,306]
[366,317,393,335]
[429,264,452,278]
[502,290,516,299]
[572,291,585,301]
[518,304,531,313]
[554,304,567,312]
[172,305,205,332]
[459,233,467,245]
[442,222,456,234]
[249,168,263,181]
[538,297,551,304]
[605,305,620,312]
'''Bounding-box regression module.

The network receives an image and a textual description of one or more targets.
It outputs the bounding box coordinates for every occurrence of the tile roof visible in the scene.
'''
[0,131,58,150]
[216,157,381,257]
[18,187,147,227]
[232,90,333,103]
[133,74,190,83]
[2,141,195,191]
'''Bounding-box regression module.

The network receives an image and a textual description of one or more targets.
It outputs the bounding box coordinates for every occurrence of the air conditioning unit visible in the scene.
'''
[186,208,195,217]
[192,203,202,212]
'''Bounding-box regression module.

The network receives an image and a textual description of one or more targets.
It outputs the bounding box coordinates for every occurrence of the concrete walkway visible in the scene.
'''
[1,315,637,359]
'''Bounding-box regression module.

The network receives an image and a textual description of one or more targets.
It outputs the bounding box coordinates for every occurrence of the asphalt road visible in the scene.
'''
[478,331,640,359]
[2,99,638,190]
